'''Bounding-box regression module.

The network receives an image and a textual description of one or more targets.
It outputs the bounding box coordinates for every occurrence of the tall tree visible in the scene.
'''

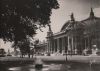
[0,0,59,42]
[0,0,59,52]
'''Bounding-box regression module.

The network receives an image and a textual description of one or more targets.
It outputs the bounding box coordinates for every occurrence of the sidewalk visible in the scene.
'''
[0,55,100,64]
[0,57,34,61]
[0,57,34,66]
[36,55,100,64]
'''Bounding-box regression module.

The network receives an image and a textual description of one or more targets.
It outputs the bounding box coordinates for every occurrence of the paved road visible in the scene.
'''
[36,55,100,64]
[0,55,100,64]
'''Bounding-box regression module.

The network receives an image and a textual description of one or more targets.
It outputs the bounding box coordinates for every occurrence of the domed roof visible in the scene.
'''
[61,21,70,31]
[81,16,100,28]
[81,8,100,34]
[61,13,84,32]
[81,8,100,25]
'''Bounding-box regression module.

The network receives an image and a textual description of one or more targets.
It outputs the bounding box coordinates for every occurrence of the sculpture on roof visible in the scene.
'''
[71,13,75,21]
[90,8,94,18]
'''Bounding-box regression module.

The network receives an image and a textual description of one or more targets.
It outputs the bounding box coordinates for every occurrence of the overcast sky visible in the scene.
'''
[0,0,100,52]
[35,0,100,40]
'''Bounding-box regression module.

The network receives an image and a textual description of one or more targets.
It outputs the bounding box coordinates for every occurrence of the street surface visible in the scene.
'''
[1,55,100,64]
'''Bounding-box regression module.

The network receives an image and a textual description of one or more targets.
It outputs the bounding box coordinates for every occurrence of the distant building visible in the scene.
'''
[46,8,100,55]
[34,41,47,54]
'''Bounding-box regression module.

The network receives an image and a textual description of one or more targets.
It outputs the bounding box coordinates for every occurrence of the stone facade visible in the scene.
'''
[46,8,100,55]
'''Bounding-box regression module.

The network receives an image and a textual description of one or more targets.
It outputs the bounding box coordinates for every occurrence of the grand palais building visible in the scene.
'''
[46,8,100,55]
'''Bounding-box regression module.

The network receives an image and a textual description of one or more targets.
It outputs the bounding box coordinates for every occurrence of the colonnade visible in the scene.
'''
[47,34,97,55]
[47,36,80,54]
[47,37,67,53]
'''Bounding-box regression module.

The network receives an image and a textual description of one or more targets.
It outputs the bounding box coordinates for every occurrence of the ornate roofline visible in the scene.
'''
[81,8,100,22]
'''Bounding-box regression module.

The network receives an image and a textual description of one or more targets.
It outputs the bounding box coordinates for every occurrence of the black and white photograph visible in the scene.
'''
[0,0,100,71]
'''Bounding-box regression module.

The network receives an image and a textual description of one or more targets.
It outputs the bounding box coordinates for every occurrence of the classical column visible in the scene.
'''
[74,36,77,54]
[85,38,87,49]
[72,37,74,54]
[62,37,65,53]
[88,36,90,49]
[51,40,54,53]
[59,38,61,53]
[59,38,62,53]
[50,40,53,53]
[68,36,70,54]
[48,39,52,53]
[63,37,65,53]
[55,39,57,52]
[48,40,50,53]
[57,38,60,53]
[47,42,49,53]
[53,39,56,53]
[49,41,50,52]
[64,37,68,53]
[49,41,51,53]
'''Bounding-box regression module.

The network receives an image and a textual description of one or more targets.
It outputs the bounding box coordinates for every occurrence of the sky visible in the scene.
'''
[35,0,100,41]
[0,0,100,52]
